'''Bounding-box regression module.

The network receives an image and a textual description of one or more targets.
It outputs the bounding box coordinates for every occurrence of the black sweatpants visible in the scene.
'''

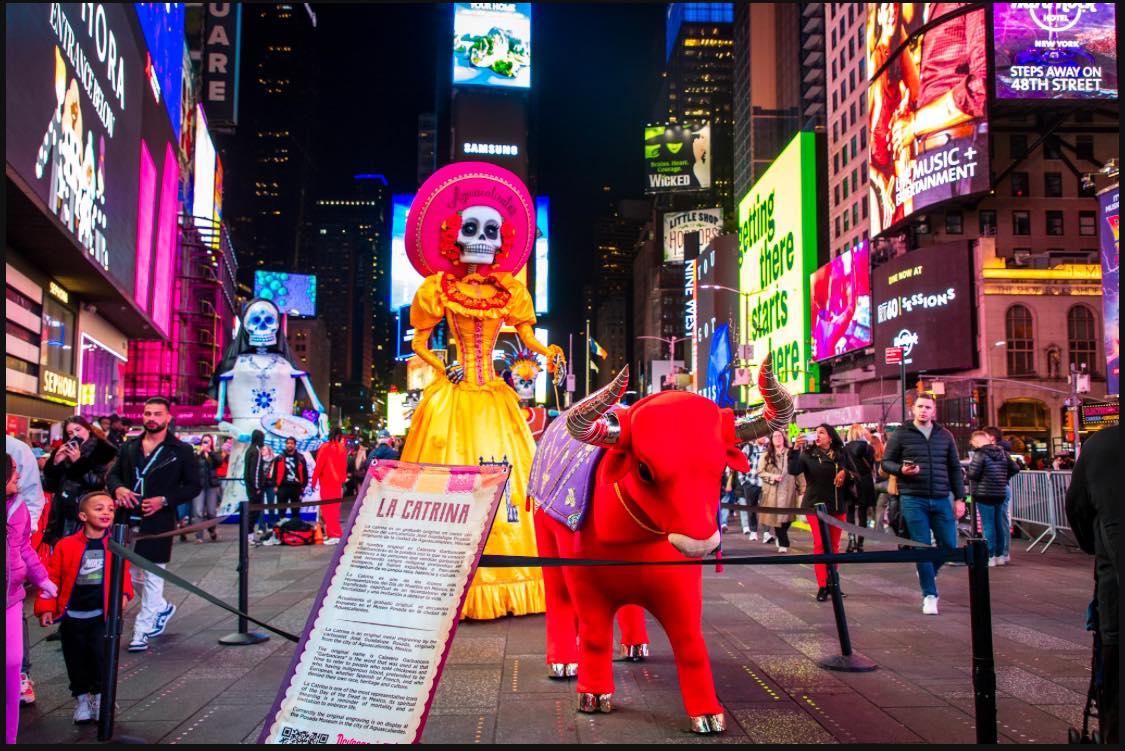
[276,486,304,521]
[775,521,793,547]
[60,614,106,697]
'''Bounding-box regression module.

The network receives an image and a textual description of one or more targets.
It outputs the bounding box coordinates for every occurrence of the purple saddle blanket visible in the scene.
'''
[527,412,606,532]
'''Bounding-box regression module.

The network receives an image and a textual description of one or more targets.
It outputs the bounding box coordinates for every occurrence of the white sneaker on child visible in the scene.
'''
[922,595,940,615]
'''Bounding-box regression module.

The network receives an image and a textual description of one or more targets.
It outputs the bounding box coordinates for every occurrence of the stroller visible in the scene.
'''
[1069,591,1103,744]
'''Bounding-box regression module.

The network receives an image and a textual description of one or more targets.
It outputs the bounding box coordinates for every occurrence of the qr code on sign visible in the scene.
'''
[278,725,329,744]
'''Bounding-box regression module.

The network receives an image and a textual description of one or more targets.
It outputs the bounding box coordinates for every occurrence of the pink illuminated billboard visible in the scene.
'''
[810,242,873,361]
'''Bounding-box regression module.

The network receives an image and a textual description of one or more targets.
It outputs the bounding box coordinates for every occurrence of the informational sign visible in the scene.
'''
[664,208,723,263]
[254,271,318,318]
[452,2,531,89]
[4,3,144,296]
[133,3,185,139]
[810,242,872,361]
[644,122,711,193]
[867,7,990,236]
[885,347,904,365]
[873,241,975,377]
[201,2,241,130]
[1098,184,1119,395]
[260,461,509,744]
[737,132,820,403]
[1079,400,1119,432]
[993,3,1118,100]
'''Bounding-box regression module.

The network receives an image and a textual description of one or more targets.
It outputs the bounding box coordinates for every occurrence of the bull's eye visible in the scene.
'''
[637,461,655,483]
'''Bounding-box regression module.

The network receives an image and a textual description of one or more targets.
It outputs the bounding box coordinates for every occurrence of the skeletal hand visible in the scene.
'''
[445,362,465,384]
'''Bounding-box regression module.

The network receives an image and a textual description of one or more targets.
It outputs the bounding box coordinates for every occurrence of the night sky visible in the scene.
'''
[308,3,666,342]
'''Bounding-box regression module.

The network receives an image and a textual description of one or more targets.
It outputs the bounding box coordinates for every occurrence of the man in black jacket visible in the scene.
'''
[107,397,201,652]
[1065,426,1119,744]
[882,391,965,615]
[243,430,267,543]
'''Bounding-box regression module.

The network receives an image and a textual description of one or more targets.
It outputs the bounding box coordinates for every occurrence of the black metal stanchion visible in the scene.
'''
[966,538,998,744]
[219,499,268,646]
[97,523,128,741]
[814,504,877,672]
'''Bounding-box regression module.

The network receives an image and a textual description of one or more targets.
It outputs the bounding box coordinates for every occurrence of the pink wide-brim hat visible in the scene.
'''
[406,161,536,277]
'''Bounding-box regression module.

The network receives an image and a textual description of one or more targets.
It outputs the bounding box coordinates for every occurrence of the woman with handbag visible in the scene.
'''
[844,424,877,552]
[41,417,118,547]
[757,430,805,553]
[789,423,859,601]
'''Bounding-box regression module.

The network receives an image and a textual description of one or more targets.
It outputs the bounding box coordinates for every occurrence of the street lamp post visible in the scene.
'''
[636,335,691,392]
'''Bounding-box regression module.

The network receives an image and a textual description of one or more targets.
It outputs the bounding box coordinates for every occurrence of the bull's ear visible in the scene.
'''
[721,409,751,472]
[597,408,633,482]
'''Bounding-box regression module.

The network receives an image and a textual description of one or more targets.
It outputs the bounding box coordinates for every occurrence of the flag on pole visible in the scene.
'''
[590,338,607,359]
[590,360,600,373]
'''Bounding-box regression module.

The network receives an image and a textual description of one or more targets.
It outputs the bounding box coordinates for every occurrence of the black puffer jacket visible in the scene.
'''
[967,444,1018,502]
[882,421,966,500]
[41,436,118,545]
[788,446,857,516]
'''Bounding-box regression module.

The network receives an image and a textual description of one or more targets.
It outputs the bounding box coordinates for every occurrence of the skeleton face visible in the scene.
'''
[457,205,504,265]
[243,300,280,348]
[510,360,540,401]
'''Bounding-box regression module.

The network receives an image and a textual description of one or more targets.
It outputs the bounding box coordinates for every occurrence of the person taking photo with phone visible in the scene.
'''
[882,391,965,615]
[789,424,858,601]
[106,397,201,653]
[42,416,118,547]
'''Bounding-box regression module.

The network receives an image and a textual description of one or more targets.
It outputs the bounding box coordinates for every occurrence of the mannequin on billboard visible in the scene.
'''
[401,162,565,620]
[210,299,328,514]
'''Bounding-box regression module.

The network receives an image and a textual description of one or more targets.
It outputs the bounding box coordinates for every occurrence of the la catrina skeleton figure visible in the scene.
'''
[402,162,565,620]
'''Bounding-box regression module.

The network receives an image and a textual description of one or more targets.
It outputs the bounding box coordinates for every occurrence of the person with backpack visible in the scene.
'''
[967,430,1020,567]
[273,437,309,524]
[844,424,877,552]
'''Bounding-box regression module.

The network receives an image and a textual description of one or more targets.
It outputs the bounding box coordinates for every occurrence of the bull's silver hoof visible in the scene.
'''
[577,692,614,714]
[619,643,650,661]
[689,713,726,734]
[547,662,579,679]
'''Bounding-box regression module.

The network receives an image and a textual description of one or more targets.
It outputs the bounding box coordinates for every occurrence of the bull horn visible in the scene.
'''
[565,366,629,446]
[735,353,795,443]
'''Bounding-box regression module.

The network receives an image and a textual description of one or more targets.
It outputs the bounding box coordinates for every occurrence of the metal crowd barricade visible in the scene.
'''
[1008,470,1074,553]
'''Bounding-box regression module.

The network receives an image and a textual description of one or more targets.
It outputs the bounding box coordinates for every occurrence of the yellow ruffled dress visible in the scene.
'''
[402,271,551,619]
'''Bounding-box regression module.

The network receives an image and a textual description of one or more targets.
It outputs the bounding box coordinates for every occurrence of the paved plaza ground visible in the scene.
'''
[16,513,1096,744]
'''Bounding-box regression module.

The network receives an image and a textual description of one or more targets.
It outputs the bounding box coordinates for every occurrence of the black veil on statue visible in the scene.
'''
[208,298,308,401]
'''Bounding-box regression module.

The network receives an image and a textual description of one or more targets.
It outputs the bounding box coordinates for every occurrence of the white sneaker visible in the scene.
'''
[323,537,340,546]
[1000,554,1010,565]
[73,693,94,724]
[987,557,997,567]
[922,595,939,615]
[747,531,758,542]
[127,635,149,652]
[777,546,788,553]
[762,531,774,544]
[263,536,282,546]
[741,528,751,535]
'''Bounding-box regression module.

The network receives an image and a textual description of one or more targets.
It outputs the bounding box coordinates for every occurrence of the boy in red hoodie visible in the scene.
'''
[36,492,134,724]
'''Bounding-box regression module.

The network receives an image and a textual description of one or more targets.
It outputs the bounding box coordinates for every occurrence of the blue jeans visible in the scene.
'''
[998,487,1012,558]
[256,487,278,532]
[976,501,1005,559]
[900,494,958,598]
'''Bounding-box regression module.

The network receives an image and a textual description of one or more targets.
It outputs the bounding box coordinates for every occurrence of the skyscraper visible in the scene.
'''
[732,3,801,198]
[592,199,648,386]
[298,176,391,427]
[663,3,735,214]
[225,4,317,284]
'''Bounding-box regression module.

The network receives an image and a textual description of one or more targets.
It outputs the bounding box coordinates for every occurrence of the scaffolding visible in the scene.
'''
[124,216,239,415]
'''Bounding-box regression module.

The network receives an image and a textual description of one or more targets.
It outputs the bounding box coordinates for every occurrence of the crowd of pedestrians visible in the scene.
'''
[718,391,1036,617]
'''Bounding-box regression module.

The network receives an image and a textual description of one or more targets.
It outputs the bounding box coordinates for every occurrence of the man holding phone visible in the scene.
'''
[107,397,201,652]
[882,391,965,615]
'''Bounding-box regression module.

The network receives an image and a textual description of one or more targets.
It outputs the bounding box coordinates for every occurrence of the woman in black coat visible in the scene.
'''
[789,423,858,601]
[843,424,877,553]
[41,415,118,545]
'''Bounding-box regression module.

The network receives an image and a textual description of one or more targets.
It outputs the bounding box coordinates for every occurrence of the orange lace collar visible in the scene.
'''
[440,272,512,311]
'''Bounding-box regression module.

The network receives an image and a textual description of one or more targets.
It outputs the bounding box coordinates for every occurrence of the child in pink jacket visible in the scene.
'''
[6,453,57,744]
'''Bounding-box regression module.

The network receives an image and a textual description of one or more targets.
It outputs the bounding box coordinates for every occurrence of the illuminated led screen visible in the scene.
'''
[254,271,317,317]
[534,197,549,314]
[452,3,531,89]
[809,242,873,361]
